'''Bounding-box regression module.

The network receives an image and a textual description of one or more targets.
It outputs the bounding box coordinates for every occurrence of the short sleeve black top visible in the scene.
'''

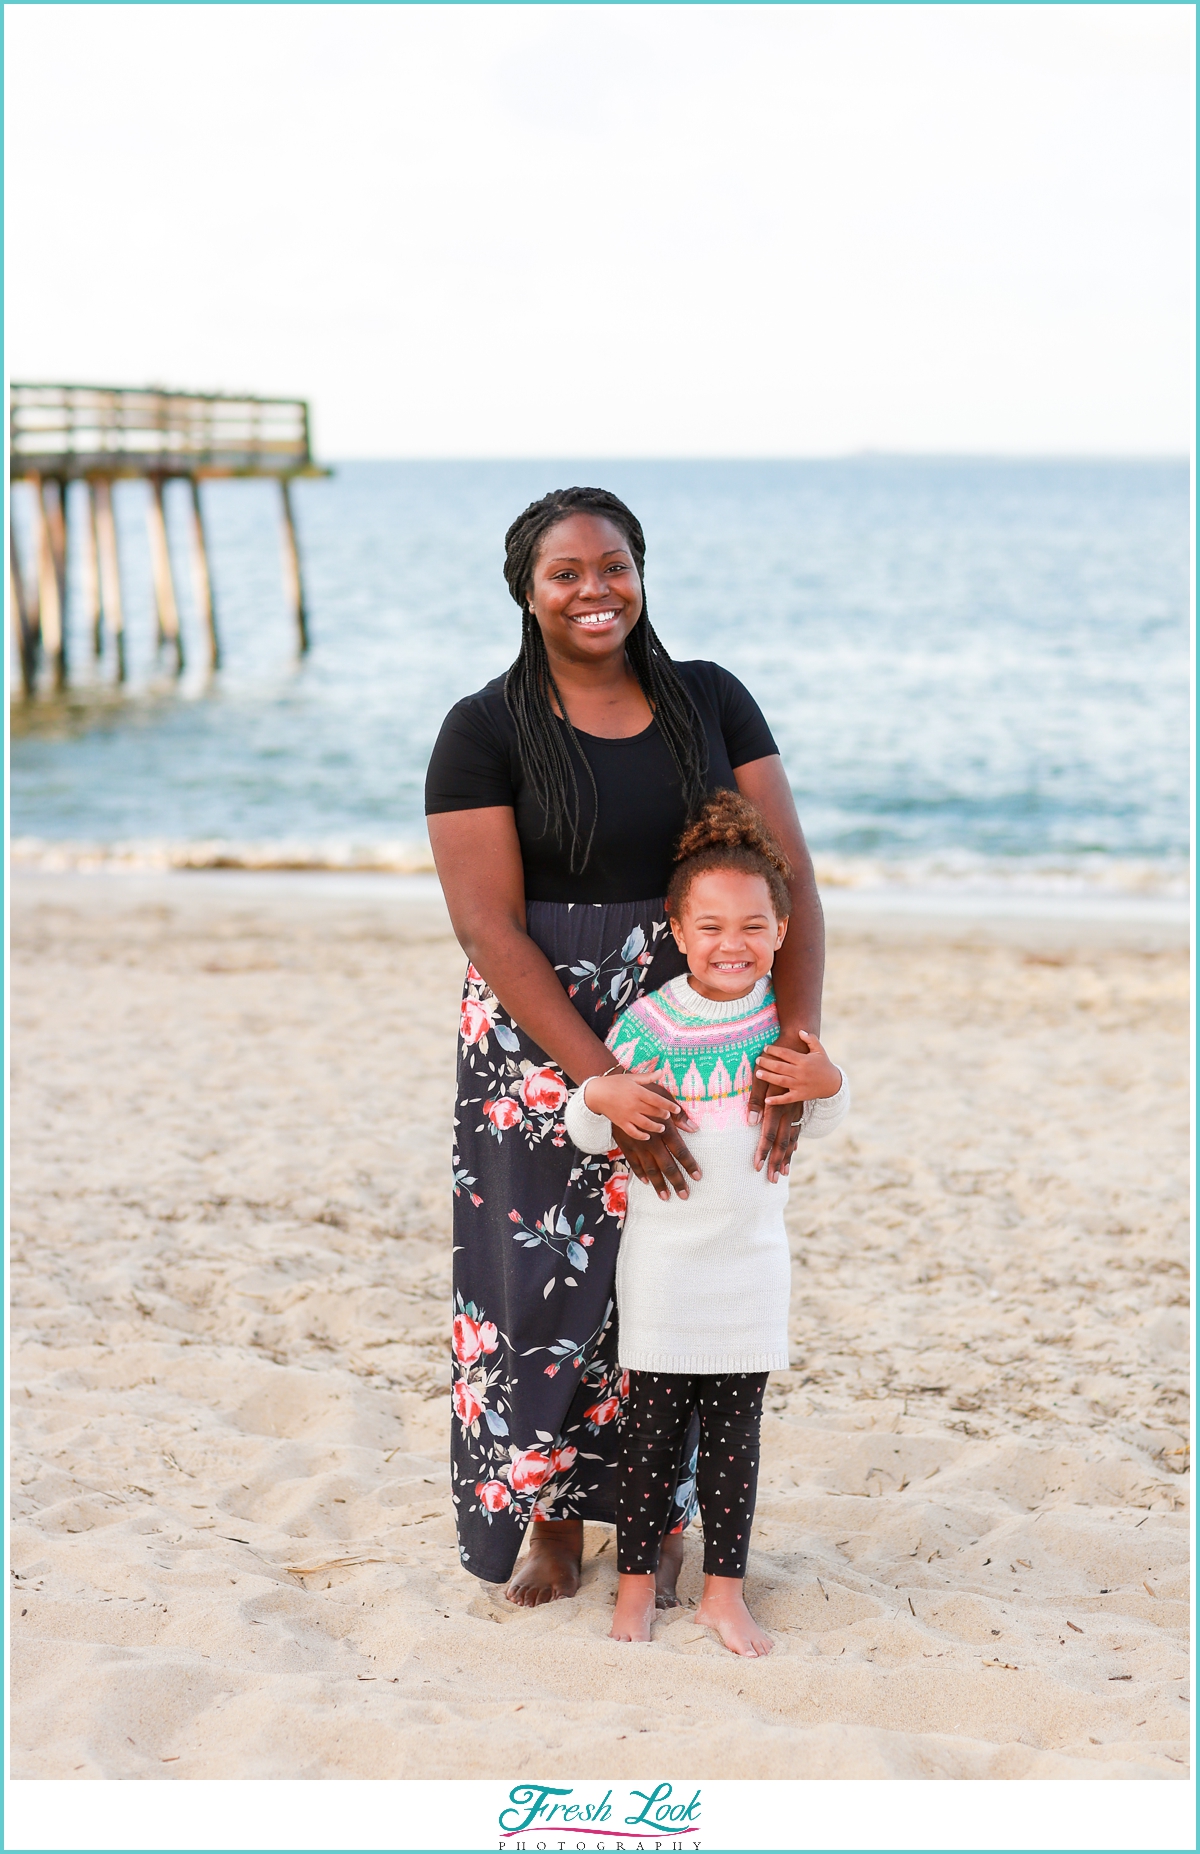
[424,660,779,904]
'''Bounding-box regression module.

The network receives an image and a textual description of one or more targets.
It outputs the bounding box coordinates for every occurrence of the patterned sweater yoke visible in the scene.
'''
[606,975,783,1128]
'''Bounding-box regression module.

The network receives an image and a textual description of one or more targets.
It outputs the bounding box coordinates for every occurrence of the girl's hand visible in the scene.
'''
[584,1070,697,1143]
[753,1032,841,1108]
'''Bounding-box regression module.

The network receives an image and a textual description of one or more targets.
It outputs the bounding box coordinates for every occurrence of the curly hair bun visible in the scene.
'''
[674,789,790,875]
[667,790,792,920]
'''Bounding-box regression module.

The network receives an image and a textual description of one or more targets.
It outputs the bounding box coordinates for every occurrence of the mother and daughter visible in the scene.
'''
[426,487,849,1658]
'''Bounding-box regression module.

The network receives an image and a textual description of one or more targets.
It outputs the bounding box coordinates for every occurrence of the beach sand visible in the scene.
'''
[9,873,1190,1780]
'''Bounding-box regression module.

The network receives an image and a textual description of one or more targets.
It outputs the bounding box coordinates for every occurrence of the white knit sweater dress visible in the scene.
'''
[563,974,850,1374]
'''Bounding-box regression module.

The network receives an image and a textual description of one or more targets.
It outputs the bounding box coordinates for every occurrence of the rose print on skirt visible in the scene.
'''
[601,1171,628,1219]
[521,1067,570,1115]
[449,898,698,1583]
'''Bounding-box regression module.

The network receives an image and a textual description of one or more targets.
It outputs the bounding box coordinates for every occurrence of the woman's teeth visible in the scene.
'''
[570,610,618,626]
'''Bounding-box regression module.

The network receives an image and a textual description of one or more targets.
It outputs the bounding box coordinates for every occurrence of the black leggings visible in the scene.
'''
[617,1371,768,1577]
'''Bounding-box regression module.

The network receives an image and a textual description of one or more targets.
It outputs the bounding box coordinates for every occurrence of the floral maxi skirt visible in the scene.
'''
[450,898,698,1584]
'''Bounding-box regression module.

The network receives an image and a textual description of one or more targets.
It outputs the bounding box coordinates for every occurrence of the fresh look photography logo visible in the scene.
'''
[498,1782,702,1848]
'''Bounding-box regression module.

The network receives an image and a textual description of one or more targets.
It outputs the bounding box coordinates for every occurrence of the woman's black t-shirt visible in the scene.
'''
[424,660,779,904]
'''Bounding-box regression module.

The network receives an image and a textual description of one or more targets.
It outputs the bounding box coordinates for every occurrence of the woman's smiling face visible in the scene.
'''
[526,512,644,664]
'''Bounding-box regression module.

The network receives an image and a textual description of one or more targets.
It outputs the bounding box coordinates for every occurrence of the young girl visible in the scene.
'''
[563,792,850,1657]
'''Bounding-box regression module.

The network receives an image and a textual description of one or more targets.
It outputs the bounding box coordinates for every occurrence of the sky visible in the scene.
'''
[5,3,1194,458]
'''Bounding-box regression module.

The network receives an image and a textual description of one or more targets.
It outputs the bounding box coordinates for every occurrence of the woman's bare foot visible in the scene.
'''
[610,1572,657,1643]
[505,1517,582,1606]
[655,1529,685,1609]
[694,1574,773,1657]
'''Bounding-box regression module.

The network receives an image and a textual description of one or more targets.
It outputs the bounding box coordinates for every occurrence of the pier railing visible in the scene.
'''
[10,384,322,481]
[9,383,330,693]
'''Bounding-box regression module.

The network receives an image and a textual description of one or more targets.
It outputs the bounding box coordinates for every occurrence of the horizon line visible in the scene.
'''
[312,449,1191,466]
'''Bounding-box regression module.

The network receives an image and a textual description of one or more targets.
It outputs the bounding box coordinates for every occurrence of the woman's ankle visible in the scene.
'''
[529,1515,582,1537]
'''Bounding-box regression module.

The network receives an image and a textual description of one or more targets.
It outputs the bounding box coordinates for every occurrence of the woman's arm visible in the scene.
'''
[428,807,700,1198]
[733,754,826,1178]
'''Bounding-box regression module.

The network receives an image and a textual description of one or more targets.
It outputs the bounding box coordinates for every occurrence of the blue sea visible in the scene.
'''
[9,458,1191,903]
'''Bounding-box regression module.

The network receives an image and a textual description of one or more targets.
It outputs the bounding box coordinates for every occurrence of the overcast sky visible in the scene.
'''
[5,4,1193,457]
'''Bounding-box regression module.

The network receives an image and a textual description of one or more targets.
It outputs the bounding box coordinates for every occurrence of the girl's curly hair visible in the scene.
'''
[666,788,792,921]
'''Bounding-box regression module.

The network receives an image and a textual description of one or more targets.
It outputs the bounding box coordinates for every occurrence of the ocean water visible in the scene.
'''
[10,458,1191,899]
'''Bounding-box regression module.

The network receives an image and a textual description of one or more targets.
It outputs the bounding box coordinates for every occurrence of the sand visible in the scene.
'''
[9,873,1191,1781]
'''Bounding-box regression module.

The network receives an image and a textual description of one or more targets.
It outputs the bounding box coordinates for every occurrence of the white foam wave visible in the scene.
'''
[9,837,438,876]
[9,837,1190,902]
[811,853,1190,902]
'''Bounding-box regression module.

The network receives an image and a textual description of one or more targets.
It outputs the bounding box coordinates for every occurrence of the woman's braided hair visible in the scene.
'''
[666,788,792,921]
[502,486,709,872]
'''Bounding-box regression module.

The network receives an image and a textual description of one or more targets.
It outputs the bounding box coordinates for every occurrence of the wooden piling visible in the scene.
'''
[279,477,309,654]
[46,477,70,685]
[45,478,68,601]
[92,479,126,681]
[187,477,220,668]
[10,521,39,694]
[32,476,65,687]
[146,477,183,668]
[79,481,103,653]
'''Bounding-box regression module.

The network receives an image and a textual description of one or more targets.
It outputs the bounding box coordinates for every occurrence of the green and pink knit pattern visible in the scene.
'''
[605,974,779,1130]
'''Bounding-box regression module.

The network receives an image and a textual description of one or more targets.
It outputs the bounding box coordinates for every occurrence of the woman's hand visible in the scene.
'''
[602,1077,701,1203]
[746,1025,805,1182]
[613,1122,702,1202]
[748,1032,840,1182]
[753,1032,841,1106]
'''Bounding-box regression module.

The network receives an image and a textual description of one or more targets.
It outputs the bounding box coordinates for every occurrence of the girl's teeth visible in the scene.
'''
[572,611,617,625]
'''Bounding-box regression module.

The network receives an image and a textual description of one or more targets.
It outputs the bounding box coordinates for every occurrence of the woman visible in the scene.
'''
[425,486,825,1605]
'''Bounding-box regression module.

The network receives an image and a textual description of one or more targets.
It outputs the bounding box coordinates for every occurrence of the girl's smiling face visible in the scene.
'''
[670,869,788,1002]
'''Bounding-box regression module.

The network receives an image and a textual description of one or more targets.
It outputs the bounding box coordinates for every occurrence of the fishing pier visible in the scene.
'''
[9,383,330,693]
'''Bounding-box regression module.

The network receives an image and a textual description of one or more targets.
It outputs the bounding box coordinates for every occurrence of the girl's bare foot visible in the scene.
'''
[505,1517,582,1606]
[610,1572,657,1643]
[655,1530,685,1609]
[694,1574,773,1657]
